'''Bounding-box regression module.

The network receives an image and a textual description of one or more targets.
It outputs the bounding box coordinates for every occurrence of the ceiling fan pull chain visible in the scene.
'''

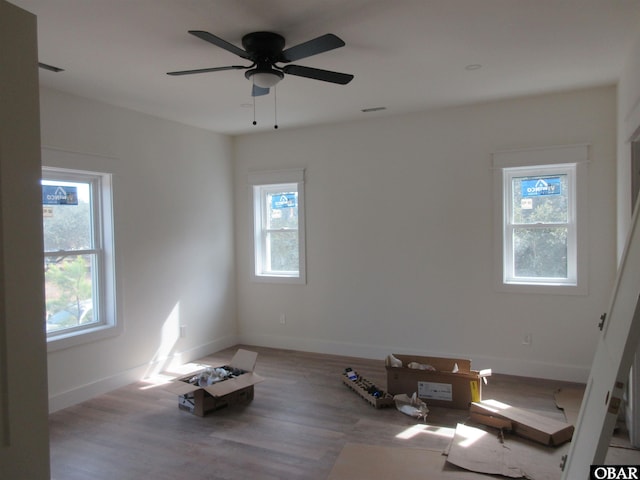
[252,85,257,126]
[274,86,278,129]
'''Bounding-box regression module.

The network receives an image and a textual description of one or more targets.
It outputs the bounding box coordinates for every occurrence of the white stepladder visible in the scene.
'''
[561,196,640,479]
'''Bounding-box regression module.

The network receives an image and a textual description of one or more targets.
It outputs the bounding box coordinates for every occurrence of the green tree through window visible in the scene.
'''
[42,175,99,335]
[511,174,569,278]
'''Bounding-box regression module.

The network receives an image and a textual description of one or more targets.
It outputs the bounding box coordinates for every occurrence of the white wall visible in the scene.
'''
[234,86,617,383]
[40,88,238,411]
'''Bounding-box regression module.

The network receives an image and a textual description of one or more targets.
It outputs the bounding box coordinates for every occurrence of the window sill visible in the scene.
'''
[47,322,122,352]
[496,281,587,296]
[251,274,306,285]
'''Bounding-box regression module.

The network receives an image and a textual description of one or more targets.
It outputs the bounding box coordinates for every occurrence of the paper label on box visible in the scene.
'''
[418,381,453,401]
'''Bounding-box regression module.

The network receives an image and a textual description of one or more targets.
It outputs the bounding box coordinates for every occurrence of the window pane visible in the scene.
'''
[512,174,568,224]
[513,227,567,278]
[45,254,97,333]
[250,172,305,283]
[267,231,299,272]
[266,191,298,230]
[42,180,92,251]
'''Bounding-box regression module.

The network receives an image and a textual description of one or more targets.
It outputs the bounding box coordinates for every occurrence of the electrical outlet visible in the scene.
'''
[522,333,532,345]
[279,314,286,325]
[180,325,187,338]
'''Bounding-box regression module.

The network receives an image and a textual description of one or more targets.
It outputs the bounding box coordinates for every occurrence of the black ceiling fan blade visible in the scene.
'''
[39,62,64,72]
[167,65,248,76]
[188,30,250,60]
[282,65,354,85]
[252,84,270,97]
[279,33,345,63]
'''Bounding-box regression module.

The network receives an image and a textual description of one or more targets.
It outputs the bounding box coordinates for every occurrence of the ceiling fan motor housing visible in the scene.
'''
[242,32,286,86]
[242,32,286,63]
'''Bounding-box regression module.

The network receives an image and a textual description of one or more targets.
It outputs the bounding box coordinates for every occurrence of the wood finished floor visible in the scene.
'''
[49,345,638,479]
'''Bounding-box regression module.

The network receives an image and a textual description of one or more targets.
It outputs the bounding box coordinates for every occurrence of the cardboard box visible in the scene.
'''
[386,354,490,409]
[178,385,255,416]
[341,372,395,409]
[165,349,264,416]
[470,399,574,446]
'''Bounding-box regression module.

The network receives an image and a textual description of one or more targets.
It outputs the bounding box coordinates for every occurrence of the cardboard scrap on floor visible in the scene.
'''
[327,443,493,480]
[446,423,569,480]
[329,397,574,479]
[470,399,574,446]
[554,386,634,450]
[553,387,584,426]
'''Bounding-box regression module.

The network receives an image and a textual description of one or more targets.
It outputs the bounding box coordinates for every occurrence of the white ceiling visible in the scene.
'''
[11,0,640,135]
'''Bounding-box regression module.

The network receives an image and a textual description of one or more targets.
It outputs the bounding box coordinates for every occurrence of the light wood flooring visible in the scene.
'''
[49,345,640,479]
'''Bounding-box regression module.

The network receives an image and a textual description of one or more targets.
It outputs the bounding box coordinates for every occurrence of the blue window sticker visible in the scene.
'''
[271,193,297,209]
[42,185,78,205]
[521,177,561,197]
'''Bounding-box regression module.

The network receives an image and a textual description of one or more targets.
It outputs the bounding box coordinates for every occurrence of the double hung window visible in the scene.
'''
[503,165,575,284]
[42,165,117,347]
[493,145,587,294]
[249,169,306,283]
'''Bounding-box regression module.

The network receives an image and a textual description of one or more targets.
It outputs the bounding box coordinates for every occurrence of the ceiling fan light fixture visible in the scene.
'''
[247,69,284,88]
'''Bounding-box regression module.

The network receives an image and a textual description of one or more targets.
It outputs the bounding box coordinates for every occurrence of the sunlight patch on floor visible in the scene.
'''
[454,422,488,448]
[395,424,456,441]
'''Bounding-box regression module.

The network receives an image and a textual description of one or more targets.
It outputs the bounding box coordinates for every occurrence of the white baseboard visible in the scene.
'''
[48,334,239,413]
[238,332,590,383]
[48,363,148,413]
[49,331,589,413]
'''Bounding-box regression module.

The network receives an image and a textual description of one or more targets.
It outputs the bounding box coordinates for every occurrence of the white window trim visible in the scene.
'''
[42,148,121,351]
[248,168,306,284]
[492,144,588,295]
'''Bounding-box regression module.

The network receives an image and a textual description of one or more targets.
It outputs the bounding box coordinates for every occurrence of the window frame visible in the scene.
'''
[492,145,588,295]
[42,159,119,351]
[248,168,306,284]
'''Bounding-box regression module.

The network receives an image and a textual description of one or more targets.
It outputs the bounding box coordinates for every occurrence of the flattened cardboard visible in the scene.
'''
[386,354,490,409]
[470,399,574,446]
[446,423,570,480]
[328,443,492,480]
[553,386,584,426]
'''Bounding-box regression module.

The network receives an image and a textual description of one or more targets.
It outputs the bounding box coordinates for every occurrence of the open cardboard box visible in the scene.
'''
[165,349,264,416]
[386,353,490,409]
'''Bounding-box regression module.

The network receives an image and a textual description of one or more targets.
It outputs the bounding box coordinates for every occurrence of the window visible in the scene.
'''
[42,166,118,348]
[493,145,588,294]
[504,165,575,284]
[249,169,306,283]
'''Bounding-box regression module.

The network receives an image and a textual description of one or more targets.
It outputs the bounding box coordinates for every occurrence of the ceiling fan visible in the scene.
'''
[167,30,354,96]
